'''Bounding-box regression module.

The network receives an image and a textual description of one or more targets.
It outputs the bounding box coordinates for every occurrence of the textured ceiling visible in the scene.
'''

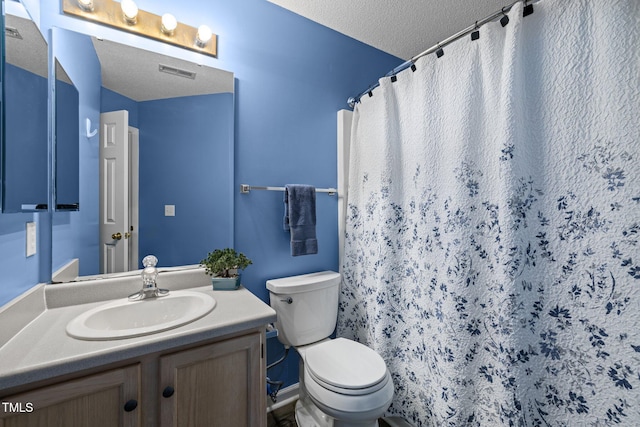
[92,38,234,102]
[9,1,519,100]
[268,0,515,60]
[5,14,48,78]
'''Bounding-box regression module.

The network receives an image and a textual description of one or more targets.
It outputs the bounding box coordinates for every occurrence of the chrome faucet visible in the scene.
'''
[129,255,169,300]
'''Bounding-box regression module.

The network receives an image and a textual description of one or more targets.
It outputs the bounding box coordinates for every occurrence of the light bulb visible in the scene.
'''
[77,0,94,12]
[121,0,138,24]
[161,13,177,35]
[196,25,212,47]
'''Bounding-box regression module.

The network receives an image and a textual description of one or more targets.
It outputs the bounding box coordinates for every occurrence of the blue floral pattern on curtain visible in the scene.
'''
[338,1,640,426]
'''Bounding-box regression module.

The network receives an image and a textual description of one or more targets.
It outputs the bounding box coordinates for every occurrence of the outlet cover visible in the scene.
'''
[26,222,36,257]
[164,205,175,216]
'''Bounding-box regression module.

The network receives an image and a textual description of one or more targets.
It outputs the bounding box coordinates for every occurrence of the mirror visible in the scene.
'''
[1,10,49,212]
[51,29,235,281]
[54,60,80,211]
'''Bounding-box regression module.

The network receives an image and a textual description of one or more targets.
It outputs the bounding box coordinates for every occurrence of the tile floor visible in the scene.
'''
[267,400,297,427]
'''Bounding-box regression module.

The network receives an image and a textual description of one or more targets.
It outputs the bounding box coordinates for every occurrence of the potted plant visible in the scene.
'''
[200,248,252,290]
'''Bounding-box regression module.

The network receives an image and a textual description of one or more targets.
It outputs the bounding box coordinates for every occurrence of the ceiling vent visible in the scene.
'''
[158,64,196,80]
[5,26,22,40]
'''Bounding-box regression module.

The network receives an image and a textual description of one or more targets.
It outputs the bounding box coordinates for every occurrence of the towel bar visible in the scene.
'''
[240,184,337,196]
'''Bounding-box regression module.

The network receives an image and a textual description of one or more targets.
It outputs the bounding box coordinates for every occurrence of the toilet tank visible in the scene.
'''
[266,271,341,347]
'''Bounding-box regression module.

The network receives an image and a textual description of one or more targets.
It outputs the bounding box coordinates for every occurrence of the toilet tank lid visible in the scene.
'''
[266,271,341,294]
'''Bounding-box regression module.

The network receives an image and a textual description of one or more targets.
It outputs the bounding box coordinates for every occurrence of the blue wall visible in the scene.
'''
[139,93,234,267]
[0,214,41,303]
[101,88,139,127]
[2,0,401,389]
[3,64,48,210]
[0,63,45,303]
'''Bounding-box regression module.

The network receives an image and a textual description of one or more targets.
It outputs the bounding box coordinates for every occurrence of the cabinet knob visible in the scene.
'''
[123,399,138,412]
[162,386,175,398]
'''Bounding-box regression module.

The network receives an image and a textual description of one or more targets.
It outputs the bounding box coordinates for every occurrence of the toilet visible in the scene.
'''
[267,271,394,427]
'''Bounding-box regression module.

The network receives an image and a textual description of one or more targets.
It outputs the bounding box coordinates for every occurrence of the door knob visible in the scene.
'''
[112,232,122,240]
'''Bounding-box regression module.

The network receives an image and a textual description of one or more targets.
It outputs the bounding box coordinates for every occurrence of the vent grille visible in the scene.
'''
[5,26,22,40]
[158,64,196,80]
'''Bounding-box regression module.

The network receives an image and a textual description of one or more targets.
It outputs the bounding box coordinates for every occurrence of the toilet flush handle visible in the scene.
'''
[281,297,293,304]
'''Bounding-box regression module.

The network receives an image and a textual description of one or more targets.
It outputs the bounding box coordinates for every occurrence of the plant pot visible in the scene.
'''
[211,275,241,290]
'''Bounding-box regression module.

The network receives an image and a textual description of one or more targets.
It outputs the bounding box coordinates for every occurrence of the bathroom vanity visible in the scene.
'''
[0,267,276,427]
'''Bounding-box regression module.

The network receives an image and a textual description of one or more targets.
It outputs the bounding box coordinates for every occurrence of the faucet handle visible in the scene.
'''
[129,255,167,300]
[142,255,158,268]
[141,255,158,291]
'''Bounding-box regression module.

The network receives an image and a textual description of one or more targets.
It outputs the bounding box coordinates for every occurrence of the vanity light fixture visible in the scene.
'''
[196,25,212,47]
[121,0,138,25]
[161,13,178,36]
[63,0,217,57]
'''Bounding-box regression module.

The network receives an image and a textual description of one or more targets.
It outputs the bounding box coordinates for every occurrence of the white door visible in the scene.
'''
[100,110,130,274]
[128,126,139,270]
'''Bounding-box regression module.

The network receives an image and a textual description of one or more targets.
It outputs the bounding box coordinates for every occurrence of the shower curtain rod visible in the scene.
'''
[347,0,536,108]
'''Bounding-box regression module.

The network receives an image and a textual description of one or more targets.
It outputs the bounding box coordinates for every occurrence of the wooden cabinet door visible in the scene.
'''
[159,332,265,427]
[0,365,140,427]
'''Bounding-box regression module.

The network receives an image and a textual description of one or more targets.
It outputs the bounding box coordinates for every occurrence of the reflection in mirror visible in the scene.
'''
[2,12,48,212]
[51,29,235,282]
[54,60,80,211]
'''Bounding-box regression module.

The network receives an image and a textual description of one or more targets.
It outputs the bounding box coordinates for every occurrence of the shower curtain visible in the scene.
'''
[337,1,640,425]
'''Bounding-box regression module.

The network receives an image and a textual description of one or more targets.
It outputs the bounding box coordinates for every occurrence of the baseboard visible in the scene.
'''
[266,382,299,412]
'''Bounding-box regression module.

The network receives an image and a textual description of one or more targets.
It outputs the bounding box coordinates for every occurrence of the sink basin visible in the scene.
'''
[66,290,216,340]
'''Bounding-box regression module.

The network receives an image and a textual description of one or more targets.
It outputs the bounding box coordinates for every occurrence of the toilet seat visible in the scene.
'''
[304,338,389,396]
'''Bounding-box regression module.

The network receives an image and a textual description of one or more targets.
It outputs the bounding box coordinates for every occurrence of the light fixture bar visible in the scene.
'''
[62,0,217,58]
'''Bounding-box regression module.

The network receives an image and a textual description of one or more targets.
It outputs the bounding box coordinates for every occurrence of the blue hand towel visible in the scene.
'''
[284,184,318,256]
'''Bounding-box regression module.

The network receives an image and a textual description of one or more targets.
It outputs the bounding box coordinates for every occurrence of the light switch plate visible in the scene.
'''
[164,205,175,216]
[26,222,36,257]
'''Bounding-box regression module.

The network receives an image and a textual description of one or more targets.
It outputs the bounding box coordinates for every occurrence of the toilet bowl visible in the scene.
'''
[298,338,394,426]
[266,272,395,427]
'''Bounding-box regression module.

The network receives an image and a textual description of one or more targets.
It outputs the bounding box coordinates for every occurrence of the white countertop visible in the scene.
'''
[0,267,276,392]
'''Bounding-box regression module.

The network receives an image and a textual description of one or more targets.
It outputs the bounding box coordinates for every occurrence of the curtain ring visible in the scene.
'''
[500,7,510,27]
[471,21,480,41]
